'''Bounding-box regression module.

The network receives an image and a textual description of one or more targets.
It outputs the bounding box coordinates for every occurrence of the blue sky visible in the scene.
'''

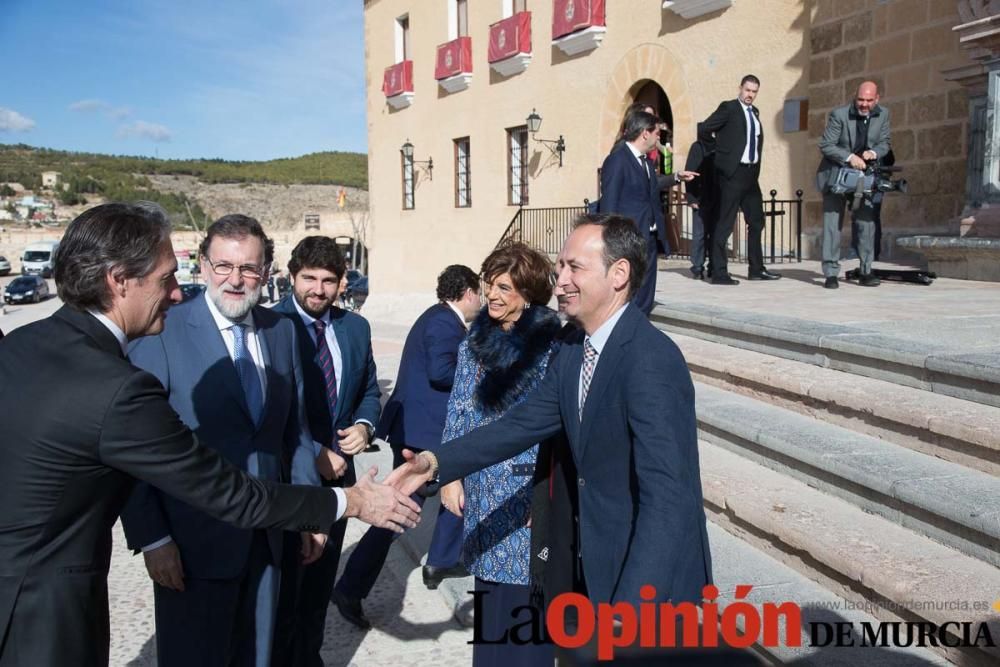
[0,0,367,160]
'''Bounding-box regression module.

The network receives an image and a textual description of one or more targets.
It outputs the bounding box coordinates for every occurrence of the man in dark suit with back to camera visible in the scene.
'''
[119,217,373,667]
[332,264,481,630]
[0,202,419,667]
[685,124,719,281]
[700,74,782,285]
[269,236,382,664]
[816,80,892,289]
[388,214,713,609]
[599,111,696,315]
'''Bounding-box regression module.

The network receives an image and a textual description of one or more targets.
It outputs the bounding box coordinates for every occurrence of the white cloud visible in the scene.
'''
[69,99,132,120]
[117,120,172,142]
[0,107,36,132]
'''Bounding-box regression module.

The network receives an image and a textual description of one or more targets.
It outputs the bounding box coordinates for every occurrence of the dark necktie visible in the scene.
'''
[746,106,757,163]
[230,324,264,427]
[313,319,340,451]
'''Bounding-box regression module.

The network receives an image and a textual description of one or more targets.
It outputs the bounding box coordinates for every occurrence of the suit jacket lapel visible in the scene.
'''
[846,108,857,152]
[253,309,277,427]
[187,297,257,426]
[562,338,584,456]
[577,306,639,460]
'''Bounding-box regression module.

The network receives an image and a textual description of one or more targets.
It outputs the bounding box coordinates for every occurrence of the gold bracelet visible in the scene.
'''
[420,450,440,478]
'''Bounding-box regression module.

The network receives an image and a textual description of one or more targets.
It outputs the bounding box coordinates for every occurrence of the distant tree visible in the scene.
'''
[0,184,14,197]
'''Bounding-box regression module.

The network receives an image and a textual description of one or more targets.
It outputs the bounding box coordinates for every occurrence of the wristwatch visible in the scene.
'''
[359,422,374,443]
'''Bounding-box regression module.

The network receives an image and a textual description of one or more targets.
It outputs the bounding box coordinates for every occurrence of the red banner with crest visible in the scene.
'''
[552,0,605,40]
[382,60,413,97]
[434,36,473,80]
[489,11,532,63]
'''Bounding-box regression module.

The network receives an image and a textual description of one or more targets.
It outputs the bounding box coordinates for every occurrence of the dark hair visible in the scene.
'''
[622,110,660,143]
[54,201,173,311]
[436,264,479,301]
[199,214,274,266]
[480,242,553,306]
[287,235,347,280]
[740,74,760,88]
[572,213,647,298]
[616,101,653,142]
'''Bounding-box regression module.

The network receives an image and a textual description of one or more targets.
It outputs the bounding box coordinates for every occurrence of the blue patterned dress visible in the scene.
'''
[441,306,560,585]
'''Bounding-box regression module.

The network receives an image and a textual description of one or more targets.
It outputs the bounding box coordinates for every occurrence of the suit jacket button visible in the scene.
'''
[578,477,585,487]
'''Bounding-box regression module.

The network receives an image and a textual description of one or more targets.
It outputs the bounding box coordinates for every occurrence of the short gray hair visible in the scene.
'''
[54,201,173,311]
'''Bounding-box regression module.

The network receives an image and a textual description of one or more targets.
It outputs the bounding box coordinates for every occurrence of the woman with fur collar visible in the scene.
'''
[439,242,560,667]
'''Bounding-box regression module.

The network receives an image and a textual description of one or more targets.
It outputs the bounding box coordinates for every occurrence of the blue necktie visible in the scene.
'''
[747,106,757,163]
[231,323,264,427]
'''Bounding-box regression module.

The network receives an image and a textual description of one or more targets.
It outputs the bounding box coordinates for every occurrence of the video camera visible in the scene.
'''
[830,158,907,208]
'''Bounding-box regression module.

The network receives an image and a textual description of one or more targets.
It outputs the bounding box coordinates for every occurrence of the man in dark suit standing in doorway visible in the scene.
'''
[332,264,481,629]
[599,111,696,314]
[700,74,782,285]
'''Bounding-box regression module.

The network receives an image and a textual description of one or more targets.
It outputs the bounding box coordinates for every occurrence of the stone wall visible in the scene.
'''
[806,0,971,261]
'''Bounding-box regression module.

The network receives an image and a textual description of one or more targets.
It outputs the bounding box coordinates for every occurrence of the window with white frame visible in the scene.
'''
[501,0,527,18]
[448,0,469,39]
[395,15,411,62]
[507,126,529,206]
[402,152,415,210]
[455,137,471,207]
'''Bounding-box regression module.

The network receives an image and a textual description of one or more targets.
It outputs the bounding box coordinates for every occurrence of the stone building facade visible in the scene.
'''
[362,0,974,293]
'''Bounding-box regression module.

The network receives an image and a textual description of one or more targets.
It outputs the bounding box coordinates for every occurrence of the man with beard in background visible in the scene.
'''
[270,236,381,665]
[120,215,332,667]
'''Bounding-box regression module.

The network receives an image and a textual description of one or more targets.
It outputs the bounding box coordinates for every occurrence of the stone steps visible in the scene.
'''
[650,302,1000,409]
[670,332,1000,476]
[701,441,999,666]
[694,381,1000,569]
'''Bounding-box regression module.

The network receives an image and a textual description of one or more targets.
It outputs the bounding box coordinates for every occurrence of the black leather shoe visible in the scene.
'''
[331,589,371,630]
[711,275,740,285]
[824,276,839,289]
[691,269,704,280]
[422,563,470,590]
[748,270,782,280]
[858,273,881,287]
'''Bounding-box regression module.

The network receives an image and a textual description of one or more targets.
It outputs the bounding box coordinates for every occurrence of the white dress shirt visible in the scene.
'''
[740,102,760,165]
[205,293,267,398]
[578,304,629,412]
[88,310,128,356]
[446,301,470,330]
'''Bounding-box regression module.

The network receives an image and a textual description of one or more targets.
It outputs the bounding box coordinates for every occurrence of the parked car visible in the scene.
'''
[178,283,206,303]
[3,275,50,304]
[342,269,369,311]
[21,240,59,278]
[0,255,11,276]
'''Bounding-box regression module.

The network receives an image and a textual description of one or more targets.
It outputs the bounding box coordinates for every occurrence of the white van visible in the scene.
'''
[22,240,60,278]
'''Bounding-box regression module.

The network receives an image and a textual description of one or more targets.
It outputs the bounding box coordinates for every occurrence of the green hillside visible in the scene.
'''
[0,144,368,189]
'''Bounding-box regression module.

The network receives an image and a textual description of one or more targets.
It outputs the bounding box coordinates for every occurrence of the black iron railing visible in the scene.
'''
[665,189,804,263]
[496,204,588,255]
[496,189,803,263]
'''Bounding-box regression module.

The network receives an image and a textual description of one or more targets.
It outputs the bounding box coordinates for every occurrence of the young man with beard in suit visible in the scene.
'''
[270,236,382,665]
[387,214,712,614]
[0,203,419,667]
[331,264,481,630]
[699,74,782,285]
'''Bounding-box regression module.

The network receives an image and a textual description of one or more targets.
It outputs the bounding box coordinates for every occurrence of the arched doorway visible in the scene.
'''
[632,79,674,150]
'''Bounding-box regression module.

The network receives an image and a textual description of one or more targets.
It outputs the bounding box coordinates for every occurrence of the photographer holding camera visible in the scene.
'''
[816,80,891,288]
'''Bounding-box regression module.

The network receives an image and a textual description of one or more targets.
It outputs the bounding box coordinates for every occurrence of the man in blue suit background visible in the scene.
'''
[121,215,325,667]
[599,110,695,314]
[270,236,381,665]
[332,264,481,629]
[389,214,712,610]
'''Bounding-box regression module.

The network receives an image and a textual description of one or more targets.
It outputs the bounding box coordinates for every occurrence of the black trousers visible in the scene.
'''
[712,164,764,276]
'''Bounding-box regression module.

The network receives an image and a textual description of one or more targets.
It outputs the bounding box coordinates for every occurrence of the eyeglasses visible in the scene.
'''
[204,257,265,279]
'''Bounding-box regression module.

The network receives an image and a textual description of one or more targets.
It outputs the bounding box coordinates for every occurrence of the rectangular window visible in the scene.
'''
[395,15,411,62]
[507,125,529,206]
[402,153,415,210]
[514,0,527,12]
[457,0,469,37]
[502,0,527,17]
[304,214,320,230]
[454,137,471,208]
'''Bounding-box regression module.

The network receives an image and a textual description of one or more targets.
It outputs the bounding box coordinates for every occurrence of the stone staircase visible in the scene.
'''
[650,302,1000,666]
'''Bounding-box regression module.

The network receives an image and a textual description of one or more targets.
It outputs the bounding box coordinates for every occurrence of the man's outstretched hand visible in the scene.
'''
[343,466,421,533]
[384,449,435,496]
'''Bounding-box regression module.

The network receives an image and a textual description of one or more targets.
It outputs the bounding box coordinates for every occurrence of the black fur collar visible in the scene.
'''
[466,304,561,410]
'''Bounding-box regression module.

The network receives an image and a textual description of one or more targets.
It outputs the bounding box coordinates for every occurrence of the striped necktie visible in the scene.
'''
[313,319,340,451]
[230,323,264,427]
